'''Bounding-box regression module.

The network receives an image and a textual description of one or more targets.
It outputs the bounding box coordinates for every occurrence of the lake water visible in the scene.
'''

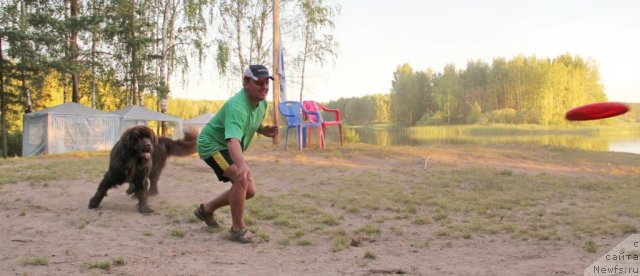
[338,127,640,155]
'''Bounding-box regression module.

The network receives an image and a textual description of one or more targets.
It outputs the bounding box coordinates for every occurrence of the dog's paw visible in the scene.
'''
[88,198,100,209]
[125,184,135,195]
[138,205,155,214]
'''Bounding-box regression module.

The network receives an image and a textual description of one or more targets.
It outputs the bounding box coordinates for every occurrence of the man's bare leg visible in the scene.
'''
[202,165,255,230]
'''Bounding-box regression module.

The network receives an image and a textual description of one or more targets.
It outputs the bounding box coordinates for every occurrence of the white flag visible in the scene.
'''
[278,35,286,101]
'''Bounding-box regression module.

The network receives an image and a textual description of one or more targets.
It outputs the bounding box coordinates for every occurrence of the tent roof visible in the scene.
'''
[25,102,118,117]
[184,113,215,125]
[112,105,182,122]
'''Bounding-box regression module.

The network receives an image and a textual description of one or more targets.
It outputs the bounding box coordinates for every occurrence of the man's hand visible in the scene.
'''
[234,163,250,189]
[258,125,279,137]
[227,138,250,188]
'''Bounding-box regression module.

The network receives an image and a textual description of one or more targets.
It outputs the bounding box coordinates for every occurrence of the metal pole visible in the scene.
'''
[272,0,281,144]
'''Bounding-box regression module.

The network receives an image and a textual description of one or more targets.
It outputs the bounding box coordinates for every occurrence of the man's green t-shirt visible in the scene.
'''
[197,89,267,159]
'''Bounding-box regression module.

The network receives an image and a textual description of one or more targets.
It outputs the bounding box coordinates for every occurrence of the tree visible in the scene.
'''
[295,0,339,101]
[462,60,488,115]
[2,0,62,114]
[487,57,508,111]
[89,0,106,108]
[214,0,340,100]
[215,0,252,78]
[152,0,213,135]
[69,0,80,102]
[390,64,429,126]
[101,0,156,105]
[432,64,463,124]
[0,36,6,158]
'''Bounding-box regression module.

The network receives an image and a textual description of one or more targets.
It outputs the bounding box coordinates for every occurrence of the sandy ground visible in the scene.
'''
[1,142,639,275]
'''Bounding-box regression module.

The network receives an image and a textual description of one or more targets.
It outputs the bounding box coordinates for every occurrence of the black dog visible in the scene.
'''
[89,125,157,213]
[127,126,198,196]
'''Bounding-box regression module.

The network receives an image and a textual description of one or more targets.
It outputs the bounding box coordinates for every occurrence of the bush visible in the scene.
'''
[466,102,482,124]
[488,108,518,124]
[417,112,446,125]
[343,128,360,143]
[516,109,540,124]
[0,130,22,157]
[477,114,490,125]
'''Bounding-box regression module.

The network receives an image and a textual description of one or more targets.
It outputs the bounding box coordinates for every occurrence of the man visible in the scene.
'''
[194,64,279,243]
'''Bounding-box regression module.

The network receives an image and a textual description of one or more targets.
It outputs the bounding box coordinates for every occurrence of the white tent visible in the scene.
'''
[184,113,215,132]
[112,105,184,138]
[22,102,120,157]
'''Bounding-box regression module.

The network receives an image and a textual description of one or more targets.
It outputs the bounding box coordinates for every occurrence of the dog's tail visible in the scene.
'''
[165,127,199,157]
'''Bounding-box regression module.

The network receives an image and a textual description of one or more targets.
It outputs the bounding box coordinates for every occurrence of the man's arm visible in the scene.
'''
[227,138,249,188]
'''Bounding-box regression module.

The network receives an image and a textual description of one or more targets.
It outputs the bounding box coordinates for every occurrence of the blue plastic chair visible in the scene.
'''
[278,101,325,150]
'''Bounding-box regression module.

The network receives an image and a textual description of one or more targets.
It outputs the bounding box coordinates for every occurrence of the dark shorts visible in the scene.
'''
[203,150,234,183]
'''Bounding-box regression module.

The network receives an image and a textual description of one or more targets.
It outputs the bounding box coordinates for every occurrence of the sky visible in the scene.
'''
[171,0,640,103]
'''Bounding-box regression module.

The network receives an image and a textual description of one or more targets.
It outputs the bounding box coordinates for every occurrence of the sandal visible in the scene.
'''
[230,228,264,244]
[193,204,220,228]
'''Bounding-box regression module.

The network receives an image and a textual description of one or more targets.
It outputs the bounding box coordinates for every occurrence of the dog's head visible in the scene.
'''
[121,125,157,161]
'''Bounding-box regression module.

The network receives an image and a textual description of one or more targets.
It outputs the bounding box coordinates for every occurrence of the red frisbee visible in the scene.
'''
[565,102,630,121]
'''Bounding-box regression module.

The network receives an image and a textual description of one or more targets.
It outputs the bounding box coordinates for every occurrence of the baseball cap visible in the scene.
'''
[244,64,274,80]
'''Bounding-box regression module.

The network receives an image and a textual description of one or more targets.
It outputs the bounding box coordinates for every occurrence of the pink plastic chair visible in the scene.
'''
[302,100,343,148]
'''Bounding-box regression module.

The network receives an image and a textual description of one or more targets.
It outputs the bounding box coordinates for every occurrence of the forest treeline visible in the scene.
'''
[326,54,638,126]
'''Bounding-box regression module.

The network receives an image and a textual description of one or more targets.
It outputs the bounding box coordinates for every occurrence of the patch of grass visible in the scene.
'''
[165,206,182,223]
[253,229,270,241]
[433,212,448,222]
[585,240,598,253]
[530,230,560,241]
[296,240,313,246]
[363,251,377,260]
[186,212,199,223]
[374,216,388,223]
[244,214,257,226]
[405,204,417,214]
[112,257,127,266]
[206,227,223,234]
[346,206,360,214]
[278,238,291,246]
[318,213,341,226]
[86,260,111,271]
[412,240,430,248]
[273,215,300,228]
[389,226,403,235]
[23,256,49,266]
[289,229,306,239]
[143,231,153,236]
[498,170,513,176]
[617,223,637,234]
[96,220,110,228]
[1,157,107,185]
[170,228,185,238]
[163,204,201,224]
[357,224,382,235]
[332,235,351,252]
[436,228,450,237]
[413,217,431,225]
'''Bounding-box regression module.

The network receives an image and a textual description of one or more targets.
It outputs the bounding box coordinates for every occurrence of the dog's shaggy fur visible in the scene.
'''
[134,126,198,196]
[88,126,197,213]
[88,125,157,213]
